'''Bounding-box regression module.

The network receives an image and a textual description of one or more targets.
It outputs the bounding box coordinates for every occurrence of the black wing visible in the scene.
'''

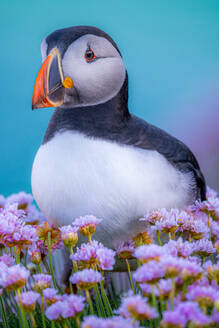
[122,115,206,201]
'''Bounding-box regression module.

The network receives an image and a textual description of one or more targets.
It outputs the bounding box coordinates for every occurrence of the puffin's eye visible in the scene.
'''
[84,48,96,62]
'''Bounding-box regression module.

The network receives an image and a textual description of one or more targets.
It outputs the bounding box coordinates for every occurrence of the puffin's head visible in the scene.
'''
[32,26,126,109]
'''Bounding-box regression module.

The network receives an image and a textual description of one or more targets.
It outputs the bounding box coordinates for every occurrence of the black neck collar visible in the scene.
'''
[43,74,130,144]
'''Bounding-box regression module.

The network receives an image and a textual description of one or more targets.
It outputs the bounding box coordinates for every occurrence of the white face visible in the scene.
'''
[58,34,126,107]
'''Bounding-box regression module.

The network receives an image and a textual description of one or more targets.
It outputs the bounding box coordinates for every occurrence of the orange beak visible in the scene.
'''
[32,48,73,110]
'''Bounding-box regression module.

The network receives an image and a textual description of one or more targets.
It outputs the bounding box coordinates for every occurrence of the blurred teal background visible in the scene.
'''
[1,0,219,196]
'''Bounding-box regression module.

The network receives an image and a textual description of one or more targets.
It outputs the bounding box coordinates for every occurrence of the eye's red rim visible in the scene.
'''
[84,48,96,62]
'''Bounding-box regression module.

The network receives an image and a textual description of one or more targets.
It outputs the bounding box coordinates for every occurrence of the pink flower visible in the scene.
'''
[0,203,38,247]
[16,291,40,313]
[72,215,102,238]
[82,316,139,328]
[134,244,165,263]
[118,293,158,320]
[96,247,115,271]
[45,294,85,321]
[6,192,33,210]
[43,288,59,305]
[116,240,135,259]
[70,269,103,290]
[59,225,78,248]
[0,264,29,290]
[71,240,115,271]
[32,274,52,292]
[133,261,164,284]
[0,254,14,266]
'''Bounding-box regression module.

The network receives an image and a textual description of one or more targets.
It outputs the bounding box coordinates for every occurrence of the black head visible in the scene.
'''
[32,25,127,109]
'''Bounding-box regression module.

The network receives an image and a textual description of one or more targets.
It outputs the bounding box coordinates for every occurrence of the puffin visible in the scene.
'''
[31,26,206,276]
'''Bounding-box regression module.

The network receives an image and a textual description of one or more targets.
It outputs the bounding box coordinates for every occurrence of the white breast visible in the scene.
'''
[31,131,194,248]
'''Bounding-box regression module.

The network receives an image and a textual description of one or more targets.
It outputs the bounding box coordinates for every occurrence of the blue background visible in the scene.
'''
[1,0,219,196]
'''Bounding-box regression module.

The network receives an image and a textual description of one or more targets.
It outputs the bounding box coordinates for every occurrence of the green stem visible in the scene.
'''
[75,317,80,328]
[157,231,162,246]
[126,259,135,293]
[16,247,20,263]
[0,297,8,328]
[17,289,28,328]
[100,280,113,317]
[41,294,46,328]
[51,321,55,328]
[156,283,164,316]
[29,312,37,328]
[85,289,94,315]
[152,285,159,327]
[48,232,58,289]
[88,234,92,245]
[93,284,106,317]
[13,246,17,263]
[24,250,28,267]
[70,247,78,272]
[170,278,175,310]
[93,285,102,317]
[37,263,42,273]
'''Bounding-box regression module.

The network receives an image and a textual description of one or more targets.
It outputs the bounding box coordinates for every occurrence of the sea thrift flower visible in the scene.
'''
[45,301,67,321]
[118,293,158,320]
[71,240,115,270]
[181,260,203,283]
[198,196,219,220]
[133,260,164,284]
[30,250,41,265]
[143,208,169,226]
[45,294,85,321]
[70,269,103,290]
[134,244,165,263]
[72,215,102,239]
[32,274,51,292]
[116,240,135,259]
[186,285,219,307]
[204,261,219,283]
[43,288,59,306]
[6,192,33,210]
[160,256,183,278]
[132,230,153,246]
[192,239,216,257]
[16,291,40,313]
[82,316,139,328]
[60,294,85,318]
[178,213,209,240]
[71,240,103,268]
[151,209,179,234]
[0,204,38,247]
[37,221,62,252]
[0,264,29,290]
[139,283,154,296]
[165,238,193,258]
[59,225,78,248]
[0,254,14,266]
[157,279,172,299]
[160,309,187,328]
[96,247,115,270]
[176,301,211,326]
